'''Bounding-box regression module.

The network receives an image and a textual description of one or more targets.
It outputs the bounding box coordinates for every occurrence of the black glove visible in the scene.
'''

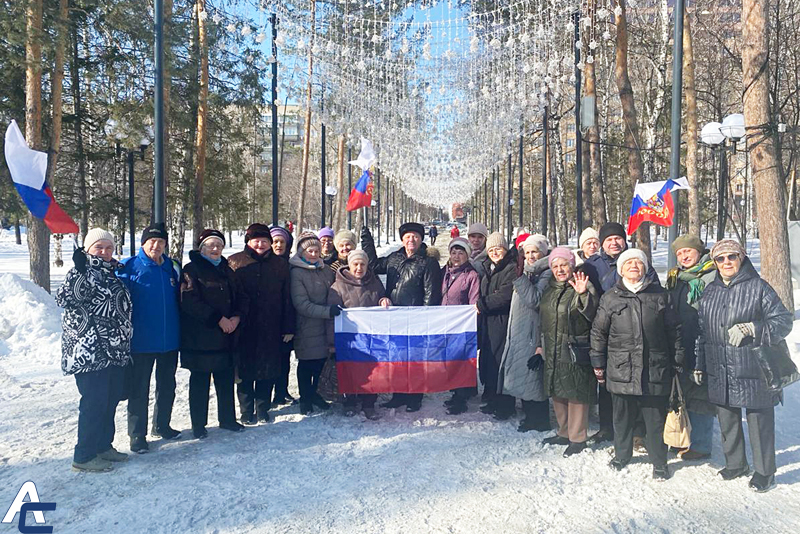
[72,248,87,273]
[527,354,543,371]
[361,226,372,239]
[329,305,343,318]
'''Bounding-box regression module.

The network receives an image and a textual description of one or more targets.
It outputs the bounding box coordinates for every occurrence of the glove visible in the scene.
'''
[72,248,87,273]
[727,322,755,347]
[527,354,543,371]
[360,226,372,239]
[329,305,343,318]
[593,368,605,384]
[690,370,704,386]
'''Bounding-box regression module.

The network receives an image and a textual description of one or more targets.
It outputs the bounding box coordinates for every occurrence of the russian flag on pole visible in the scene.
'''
[334,305,478,394]
[626,177,690,236]
[4,120,78,234]
[345,169,374,212]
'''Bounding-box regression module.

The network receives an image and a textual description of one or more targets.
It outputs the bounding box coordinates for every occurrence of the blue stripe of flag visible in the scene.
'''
[335,332,478,363]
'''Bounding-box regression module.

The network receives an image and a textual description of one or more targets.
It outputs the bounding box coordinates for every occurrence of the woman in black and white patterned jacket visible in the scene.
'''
[55,228,132,473]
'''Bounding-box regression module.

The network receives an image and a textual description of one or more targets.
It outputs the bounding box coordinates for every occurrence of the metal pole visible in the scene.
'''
[490,168,495,231]
[385,178,390,244]
[270,13,279,226]
[542,108,549,236]
[321,123,326,228]
[484,174,488,225]
[128,151,135,256]
[573,10,583,234]
[347,147,353,229]
[507,151,513,242]
[518,134,524,229]
[717,146,727,240]
[376,169,381,243]
[153,0,165,224]
[667,0,686,269]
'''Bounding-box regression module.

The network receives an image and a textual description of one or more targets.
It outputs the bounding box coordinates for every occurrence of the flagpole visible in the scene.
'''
[667,0,686,269]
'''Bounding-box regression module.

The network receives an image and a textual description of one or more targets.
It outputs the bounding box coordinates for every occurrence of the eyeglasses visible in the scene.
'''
[714,253,739,263]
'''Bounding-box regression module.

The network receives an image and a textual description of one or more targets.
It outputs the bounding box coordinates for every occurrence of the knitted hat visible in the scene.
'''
[245,223,272,243]
[467,222,488,238]
[197,229,225,249]
[269,226,291,243]
[599,222,627,246]
[140,223,168,245]
[297,231,321,252]
[485,232,508,251]
[317,226,335,239]
[84,228,115,250]
[514,233,531,250]
[347,249,369,266]
[548,246,576,269]
[522,234,549,255]
[398,222,425,239]
[334,229,357,248]
[711,239,746,261]
[448,237,471,254]
[579,227,599,248]
[616,248,649,276]
[671,234,706,255]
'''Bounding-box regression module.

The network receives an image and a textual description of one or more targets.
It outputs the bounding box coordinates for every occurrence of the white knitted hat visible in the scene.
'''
[83,228,115,250]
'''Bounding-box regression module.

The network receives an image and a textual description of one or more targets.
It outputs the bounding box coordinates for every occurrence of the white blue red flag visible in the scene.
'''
[627,177,690,235]
[5,120,78,233]
[334,305,478,394]
[346,169,374,211]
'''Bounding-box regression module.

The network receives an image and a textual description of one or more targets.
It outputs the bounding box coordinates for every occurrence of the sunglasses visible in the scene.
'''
[714,253,740,263]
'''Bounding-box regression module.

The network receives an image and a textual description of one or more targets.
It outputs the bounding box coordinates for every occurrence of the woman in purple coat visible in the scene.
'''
[441,237,481,414]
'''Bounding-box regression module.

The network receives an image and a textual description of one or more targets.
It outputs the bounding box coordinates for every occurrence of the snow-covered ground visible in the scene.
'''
[1,228,799,533]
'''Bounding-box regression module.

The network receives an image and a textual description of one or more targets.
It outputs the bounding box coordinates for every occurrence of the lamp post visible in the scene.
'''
[325,186,337,228]
[701,113,745,241]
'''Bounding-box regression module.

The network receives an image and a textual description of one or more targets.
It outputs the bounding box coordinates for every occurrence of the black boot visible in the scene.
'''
[381,395,407,409]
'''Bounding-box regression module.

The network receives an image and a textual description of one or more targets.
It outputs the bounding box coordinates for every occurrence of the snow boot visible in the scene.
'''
[719,466,751,480]
[542,435,570,446]
[749,473,775,493]
[72,457,113,473]
[240,413,258,426]
[130,436,149,454]
[152,427,181,440]
[98,447,129,462]
[652,465,671,480]
[563,441,587,457]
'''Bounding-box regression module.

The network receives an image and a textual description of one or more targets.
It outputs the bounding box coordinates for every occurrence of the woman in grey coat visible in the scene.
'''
[497,235,551,432]
[290,232,337,414]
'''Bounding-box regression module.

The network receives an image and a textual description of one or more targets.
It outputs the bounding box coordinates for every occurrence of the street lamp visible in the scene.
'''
[325,185,337,228]
[701,114,745,242]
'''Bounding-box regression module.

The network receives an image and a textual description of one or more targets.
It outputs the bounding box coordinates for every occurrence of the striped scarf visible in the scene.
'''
[666,259,716,305]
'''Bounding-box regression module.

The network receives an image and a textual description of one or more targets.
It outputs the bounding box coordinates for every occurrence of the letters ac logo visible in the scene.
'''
[2,482,56,533]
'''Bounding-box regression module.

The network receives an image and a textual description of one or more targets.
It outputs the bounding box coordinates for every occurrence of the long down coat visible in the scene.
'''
[228,246,294,381]
[476,250,518,383]
[290,254,335,361]
[696,257,793,409]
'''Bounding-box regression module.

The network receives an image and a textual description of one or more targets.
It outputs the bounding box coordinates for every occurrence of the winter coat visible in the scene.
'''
[429,226,438,237]
[540,275,599,404]
[362,228,442,306]
[470,248,488,278]
[476,249,518,369]
[55,252,133,375]
[228,246,294,381]
[118,249,180,354]
[290,253,336,360]
[179,251,244,373]
[665,255,717,414]
[583,247,661,295]
[450,227,460,238]
[590,277,684,397]
[497,265,551,401]
[696,258,793,409]
[326,267,386,344]
[441,261,481,306]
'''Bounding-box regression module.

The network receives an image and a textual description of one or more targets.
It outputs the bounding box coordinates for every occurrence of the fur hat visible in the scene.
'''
[347,249,369,266]
[548,246,576,269]
[297,231,321,252]
[84,228,115,250]
[579,227,599,248]
[671,234,706,255]
[711,239,746,261]
[398,222,425,239]
[448,237,471,254]
[522,234,549,255]
[140,223,168,245]
[485,232,508,251]
[599,222,626,246]
[334,229,357,248]
[616,248,649,276]
[467,223,488,238]
[197,229,225,249]
[245,223,272,243]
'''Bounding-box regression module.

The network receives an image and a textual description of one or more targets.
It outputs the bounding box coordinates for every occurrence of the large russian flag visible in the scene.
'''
[334,305,478,394]
[627,177,690,236]
[4,120,78,234]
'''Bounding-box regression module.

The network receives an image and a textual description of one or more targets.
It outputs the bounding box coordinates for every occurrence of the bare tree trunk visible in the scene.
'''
[71,22,88,240]
[742,0,794,309]
[615,0,652,258]
[551,117,569,244]
[296,0,316,234]
[15,218,22,245]
[47,0,69,267]
[583,2,600,227]
[26,0,50,291]
[192,0,209,246]
[162,0,173,231]
[546,131,557,245]
[683,12,701,237]
[334,134,346,229]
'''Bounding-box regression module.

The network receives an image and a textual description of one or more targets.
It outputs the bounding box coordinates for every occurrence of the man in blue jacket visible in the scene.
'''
[119,223,182,453]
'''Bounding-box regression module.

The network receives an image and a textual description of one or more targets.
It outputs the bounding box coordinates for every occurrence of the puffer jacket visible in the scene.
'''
[540,275,599,404]
[583,247,661,295]
[361,227,442,306]
[696,258,793,409]
[55,252,133,375]
[590,277,684,396]
[441,261,481,305]
[290,253,335,360]
[497,265,551,401]
[228,246,294,381]
[180,251,244,372]
[326,266,386,344]
[477,249,518,368]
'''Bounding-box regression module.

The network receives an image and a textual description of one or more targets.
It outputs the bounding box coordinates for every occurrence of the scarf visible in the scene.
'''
[471,247,484,259]
[666,259,715,305]
[201,253,222,266]
[622,278,645,294]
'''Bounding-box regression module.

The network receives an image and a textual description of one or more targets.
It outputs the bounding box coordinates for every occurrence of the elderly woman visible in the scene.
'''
[180,229,245,439]
[319,227,336,264]
[477,232,519,420]
[441,237,482,414]
[290,232,337,415]
[539,247,598,456]
[665,235,717,461]
[56,229,133,472]
[575,228,600,266]
[497,235,552,432]
[269,225,296,405]
[328,229,357,273]
[695,240,792,492]
[591,248,683,480]
[327,250,391,419]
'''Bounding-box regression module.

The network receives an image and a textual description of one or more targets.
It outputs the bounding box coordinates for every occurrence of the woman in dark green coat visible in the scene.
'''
[539,247,598,457]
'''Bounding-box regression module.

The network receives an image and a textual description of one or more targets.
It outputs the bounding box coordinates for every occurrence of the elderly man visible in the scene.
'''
[362,222,443,412]
[467,222,489,278]
[119,223,181,454]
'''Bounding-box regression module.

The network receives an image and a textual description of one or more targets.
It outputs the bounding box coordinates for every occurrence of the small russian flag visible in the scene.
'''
[5,120,78,234]
[627,177,690,236]
[346,169,374,212]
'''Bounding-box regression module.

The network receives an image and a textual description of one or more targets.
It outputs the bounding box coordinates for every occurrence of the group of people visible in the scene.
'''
[55,217,792,494]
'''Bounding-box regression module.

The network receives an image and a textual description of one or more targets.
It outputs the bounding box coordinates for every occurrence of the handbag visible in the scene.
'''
[566,296,592,366]
[754,339,800,393]
[663,375,692,449]
[316,353,340,402]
